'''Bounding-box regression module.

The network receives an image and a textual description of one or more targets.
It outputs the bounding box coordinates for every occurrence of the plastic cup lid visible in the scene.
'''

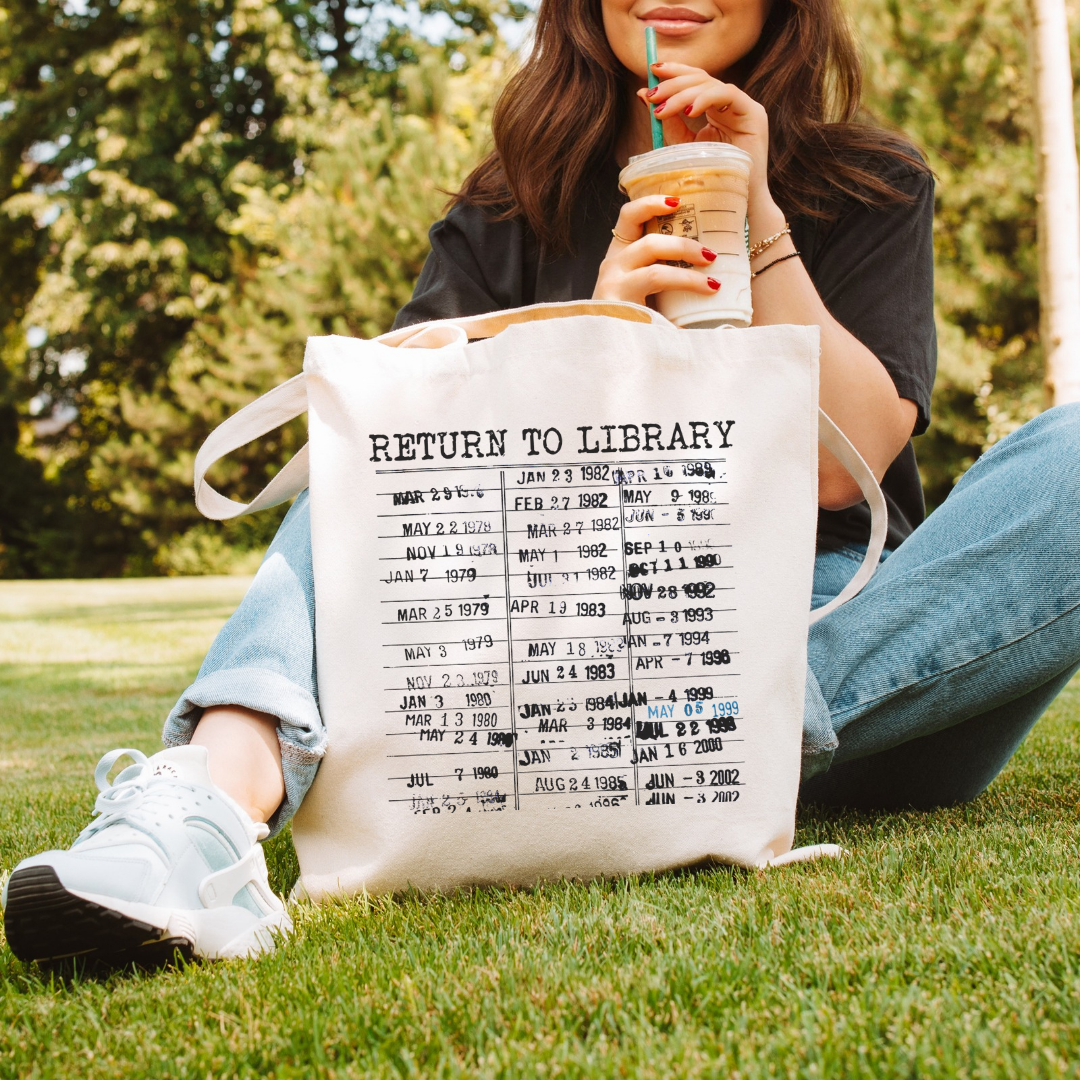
[619,143,752,192]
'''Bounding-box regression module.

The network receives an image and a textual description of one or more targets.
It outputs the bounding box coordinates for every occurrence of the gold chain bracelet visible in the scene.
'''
[749,225,791,260]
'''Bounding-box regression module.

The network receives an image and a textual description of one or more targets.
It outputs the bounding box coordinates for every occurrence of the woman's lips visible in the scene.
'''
[640,9,712,37]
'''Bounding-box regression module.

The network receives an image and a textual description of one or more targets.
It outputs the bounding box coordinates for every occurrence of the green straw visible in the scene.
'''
[646,27,663,150]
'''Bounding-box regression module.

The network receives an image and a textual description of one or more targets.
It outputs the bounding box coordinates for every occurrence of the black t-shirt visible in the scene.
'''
[394,155,937,550]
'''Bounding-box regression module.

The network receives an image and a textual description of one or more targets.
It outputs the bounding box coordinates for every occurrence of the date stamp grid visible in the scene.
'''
[377,458,745,812]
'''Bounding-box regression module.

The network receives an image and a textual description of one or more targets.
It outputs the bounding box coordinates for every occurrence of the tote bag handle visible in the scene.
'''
[193,373,312,522]
[192,300,887,617]
[380,298,672,347]
[193,301,672,520]
[810,412,887,623]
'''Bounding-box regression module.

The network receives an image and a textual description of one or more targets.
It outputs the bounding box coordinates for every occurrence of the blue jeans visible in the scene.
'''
[164,405,1080,832]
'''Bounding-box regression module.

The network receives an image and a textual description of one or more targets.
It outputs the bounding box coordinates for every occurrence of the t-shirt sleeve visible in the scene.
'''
[804,166,937,434]
[392,202,533,330]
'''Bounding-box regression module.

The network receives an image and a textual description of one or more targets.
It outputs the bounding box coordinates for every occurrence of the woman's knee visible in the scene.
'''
[954,402,1080,506]
[982,401,1080,464]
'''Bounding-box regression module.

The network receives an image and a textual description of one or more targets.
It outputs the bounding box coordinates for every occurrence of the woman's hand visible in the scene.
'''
[636,62,773,222]
[592,192,720,305]
[635,65,917,507]
[628,64,916,508]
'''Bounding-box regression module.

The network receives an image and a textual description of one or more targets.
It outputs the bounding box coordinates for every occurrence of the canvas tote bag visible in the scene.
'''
[194,300,886,901]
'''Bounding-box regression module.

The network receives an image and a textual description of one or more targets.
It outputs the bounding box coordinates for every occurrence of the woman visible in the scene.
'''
[5,0,1078,965]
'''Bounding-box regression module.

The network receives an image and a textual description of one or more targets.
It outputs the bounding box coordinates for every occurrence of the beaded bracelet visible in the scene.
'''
[748,225,791,260]
[750,250,801,279]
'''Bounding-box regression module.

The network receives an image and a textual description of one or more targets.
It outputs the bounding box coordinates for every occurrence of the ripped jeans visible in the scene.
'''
[164,404,1080,832]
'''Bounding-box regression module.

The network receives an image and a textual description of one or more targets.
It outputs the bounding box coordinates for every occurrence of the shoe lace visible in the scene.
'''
[82,748,269,843]
[91,748,152,814]
[81,748,206,841]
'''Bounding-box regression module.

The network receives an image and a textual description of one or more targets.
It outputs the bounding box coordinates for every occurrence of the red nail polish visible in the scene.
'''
[683,105,693,116]
[653,104,664,116]
[665,196,680,207]
[707,277,720,290]
[702,248,717,262]
[646,86,658,99]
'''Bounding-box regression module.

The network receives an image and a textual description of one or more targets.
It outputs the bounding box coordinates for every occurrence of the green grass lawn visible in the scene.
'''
[2,578,1079,1079]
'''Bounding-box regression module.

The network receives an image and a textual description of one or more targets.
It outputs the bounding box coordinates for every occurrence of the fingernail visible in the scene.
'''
[683,105,693,116]
[652,61,664,68]
[665,196,680,207]
[707,278,720,290]
[702,248,717,262]
[646,86,658,99]
[653,104,664,116]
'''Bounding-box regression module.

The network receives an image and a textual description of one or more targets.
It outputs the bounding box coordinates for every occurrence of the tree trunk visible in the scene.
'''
[1027,0,1080,406]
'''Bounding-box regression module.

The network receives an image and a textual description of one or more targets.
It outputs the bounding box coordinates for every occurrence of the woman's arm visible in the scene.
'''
[744,199,919,509]
[597,63,926,508]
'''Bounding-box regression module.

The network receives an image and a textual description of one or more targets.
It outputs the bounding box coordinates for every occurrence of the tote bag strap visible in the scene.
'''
[193,302,670,520]
[809,411,888,624]
[194,373,311,520]
[379,299,672,347]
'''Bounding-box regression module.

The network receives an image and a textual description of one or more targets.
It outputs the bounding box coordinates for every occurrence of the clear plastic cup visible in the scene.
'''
[619,143,753,329]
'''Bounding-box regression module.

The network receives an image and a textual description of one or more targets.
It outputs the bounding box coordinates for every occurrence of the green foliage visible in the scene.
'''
[0,0,513,576]
[858,0,1079,509]
[1,0,314,574]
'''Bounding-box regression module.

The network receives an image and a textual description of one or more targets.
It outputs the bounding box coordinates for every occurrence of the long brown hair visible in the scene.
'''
[455,0,929,254]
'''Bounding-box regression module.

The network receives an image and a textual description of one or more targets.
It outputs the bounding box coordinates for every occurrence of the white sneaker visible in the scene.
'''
[2,746,292,964]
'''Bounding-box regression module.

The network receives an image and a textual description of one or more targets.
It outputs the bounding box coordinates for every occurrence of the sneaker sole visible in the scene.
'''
[3,865,195,965]
[4,865,292,964]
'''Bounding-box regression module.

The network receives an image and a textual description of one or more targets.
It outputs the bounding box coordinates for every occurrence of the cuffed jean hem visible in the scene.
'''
[163,667,327,835]
[801,666,837,780]
[799,542,887,781]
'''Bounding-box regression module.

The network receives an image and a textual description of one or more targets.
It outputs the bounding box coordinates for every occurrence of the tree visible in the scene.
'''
[1026,0,1080,406]
[857,0,1079,507]
[0,0,515,575]
[121,54,506,572]
[1,0,318,573]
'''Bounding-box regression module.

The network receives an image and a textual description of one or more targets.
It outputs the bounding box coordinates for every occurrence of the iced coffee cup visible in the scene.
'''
[619,142,753,329]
